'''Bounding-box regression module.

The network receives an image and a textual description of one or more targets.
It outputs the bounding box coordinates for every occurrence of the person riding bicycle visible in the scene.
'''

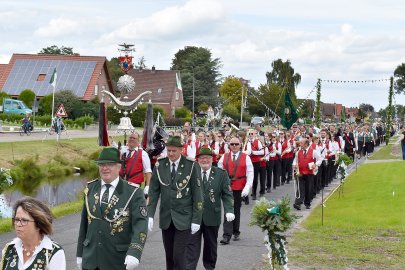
[21,113,31,133]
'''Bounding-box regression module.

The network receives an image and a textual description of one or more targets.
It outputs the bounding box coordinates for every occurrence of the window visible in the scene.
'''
[176,92,179,100]
[158,88,162,94]
[37,74,46,81]
[94,84,99,95]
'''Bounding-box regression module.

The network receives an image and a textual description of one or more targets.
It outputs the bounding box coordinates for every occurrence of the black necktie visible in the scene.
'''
[101,184,111,214]
[127,149,133,158]
[171,163,176,180]
[203,171,208,183]
[233,154,236,161]
[303,149,307,156]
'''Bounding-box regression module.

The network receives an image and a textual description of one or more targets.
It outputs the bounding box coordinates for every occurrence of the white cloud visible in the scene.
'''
[97,0,224,44]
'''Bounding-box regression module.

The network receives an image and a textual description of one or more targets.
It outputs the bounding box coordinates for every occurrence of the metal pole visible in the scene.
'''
[240,85,243,126]
[192,67,195,126]
[321,188,324,225]
[51,85,55,126]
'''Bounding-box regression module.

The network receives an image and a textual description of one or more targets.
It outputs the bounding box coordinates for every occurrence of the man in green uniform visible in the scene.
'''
[185,147,234,270]
[76,147,148,270]
[148,136,203,270]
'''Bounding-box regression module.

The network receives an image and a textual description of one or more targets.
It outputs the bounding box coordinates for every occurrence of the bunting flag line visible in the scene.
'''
[321,78,390,83]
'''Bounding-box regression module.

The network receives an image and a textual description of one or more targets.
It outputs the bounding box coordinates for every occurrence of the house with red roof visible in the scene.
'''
[127,66,184,116]
[0,54,114,101]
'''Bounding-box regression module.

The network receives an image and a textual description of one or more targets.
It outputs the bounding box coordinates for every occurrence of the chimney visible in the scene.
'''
[151,65,156,73]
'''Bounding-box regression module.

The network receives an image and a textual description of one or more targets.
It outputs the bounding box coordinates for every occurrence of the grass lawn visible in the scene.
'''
[0,137,104,168]
[369,137,401,160]
[288,161,405,269]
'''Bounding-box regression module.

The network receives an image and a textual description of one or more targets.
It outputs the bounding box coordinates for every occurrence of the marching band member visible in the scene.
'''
[218,137,253,244]
[245,129,265,200]
[120,132,152,196]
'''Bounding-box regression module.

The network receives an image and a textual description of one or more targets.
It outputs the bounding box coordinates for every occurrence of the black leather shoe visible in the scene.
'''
[293,204,301,211]
[233,234,240,241]
[252,195,257,200]
[220,238,230,245]
[305,205,311,209]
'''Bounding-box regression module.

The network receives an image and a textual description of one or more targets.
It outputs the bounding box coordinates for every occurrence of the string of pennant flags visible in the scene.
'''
[245,87,280,120]
[321,78,390,83]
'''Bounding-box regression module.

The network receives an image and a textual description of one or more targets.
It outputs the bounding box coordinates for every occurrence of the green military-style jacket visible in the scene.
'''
[76,178,148,270]
[199,165,234,226]
[148,155,203,230]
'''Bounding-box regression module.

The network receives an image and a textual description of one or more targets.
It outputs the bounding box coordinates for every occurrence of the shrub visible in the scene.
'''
[175,107,191,118]
[74,115,94,128]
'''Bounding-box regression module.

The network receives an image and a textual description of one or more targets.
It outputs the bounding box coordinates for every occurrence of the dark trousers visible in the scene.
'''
[286,157,294,183]
[252,162,266,195]
[266,159,280,190]
[402,143,405,160]
[186,222,219,270]
[281,158,288,184]
[223,190,242,239]
[294,174,314,207]
[162,221,191,270]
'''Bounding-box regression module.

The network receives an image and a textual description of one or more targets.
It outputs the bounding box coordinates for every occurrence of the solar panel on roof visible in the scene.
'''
[2,59,97,97]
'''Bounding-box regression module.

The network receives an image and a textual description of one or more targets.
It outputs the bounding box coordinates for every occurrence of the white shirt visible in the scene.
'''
[7,235,66,270]
[201,168,212,180]
[121,146,152,173]
[169,156,182,172]
[101,177,119,202]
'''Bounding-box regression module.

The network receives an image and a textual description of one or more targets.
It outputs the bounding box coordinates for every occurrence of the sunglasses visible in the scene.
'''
[249,133,254,135]
[230,143,240,146]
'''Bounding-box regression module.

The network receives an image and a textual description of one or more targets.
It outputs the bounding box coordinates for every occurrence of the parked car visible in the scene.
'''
[250,116,265,127]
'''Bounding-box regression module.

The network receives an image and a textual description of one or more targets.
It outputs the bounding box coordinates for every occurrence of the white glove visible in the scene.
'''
[191,223,200,234]
[76,257,82,270]
[148,217,153,232]
[241,185,250,197]
[225,213,235,222]
[143,186,149,195]
[124,255,139,270]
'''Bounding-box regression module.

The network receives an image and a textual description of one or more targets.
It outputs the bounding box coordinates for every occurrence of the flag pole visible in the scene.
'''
[50,68,57,127]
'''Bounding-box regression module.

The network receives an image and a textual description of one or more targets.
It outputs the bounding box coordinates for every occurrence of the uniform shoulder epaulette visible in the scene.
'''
[127,182,140,188]
[86,179,99,185]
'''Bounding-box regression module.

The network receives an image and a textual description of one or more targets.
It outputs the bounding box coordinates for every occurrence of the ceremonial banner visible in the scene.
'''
[98,101,109,146]
[49,68,57,88]
[281,91,298,129]
[341,106,346,123]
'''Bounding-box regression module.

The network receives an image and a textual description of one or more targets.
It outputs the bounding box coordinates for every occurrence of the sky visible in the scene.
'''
[2,0,405,110]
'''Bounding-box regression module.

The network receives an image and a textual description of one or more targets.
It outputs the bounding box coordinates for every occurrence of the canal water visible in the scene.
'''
[0,174,88,218]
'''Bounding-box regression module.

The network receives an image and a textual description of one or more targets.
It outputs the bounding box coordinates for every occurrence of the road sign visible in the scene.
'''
[56,104,67,117]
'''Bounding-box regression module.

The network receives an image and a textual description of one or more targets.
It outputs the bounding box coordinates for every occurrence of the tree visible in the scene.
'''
[0,91,11,105]
[197,102,209,113]
[219,76,243,109]
[359,103,374,114]
[394,63,405,94]
[38,45,75,55]
[38,94,52,115]
[107,57,125,82]
[249,83,285,118]
[175,107,192,118]
[171,46,222,111]
[18,89,36,108]
[222,104,240,120]
[54,90,81,118]
[266,59,301,101]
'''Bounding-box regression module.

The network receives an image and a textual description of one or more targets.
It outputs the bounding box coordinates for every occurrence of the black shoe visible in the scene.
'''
[252,195,257,200]
[259,193,264,197]
[293,204,301,211]
[244,196,249,205]
[305,205,311,209]
[233,234,240,241]
[220,238,230,245]
[266,188,271,193]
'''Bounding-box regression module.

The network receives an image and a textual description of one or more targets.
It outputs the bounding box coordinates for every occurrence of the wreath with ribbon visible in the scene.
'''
[250,197,298,270]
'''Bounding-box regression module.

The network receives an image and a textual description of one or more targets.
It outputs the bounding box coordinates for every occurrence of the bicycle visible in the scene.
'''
[19,124,32,136]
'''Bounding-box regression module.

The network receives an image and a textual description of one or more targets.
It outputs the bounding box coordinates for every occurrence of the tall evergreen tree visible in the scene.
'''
[266,59,301,101]
[171,46,222,111]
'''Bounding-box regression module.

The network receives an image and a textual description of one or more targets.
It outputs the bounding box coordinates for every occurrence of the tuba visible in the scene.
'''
[229,123,240,136]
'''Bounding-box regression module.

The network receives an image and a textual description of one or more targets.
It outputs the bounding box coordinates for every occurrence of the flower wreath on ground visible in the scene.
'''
[250,197,298,270]
[334,152,353,181]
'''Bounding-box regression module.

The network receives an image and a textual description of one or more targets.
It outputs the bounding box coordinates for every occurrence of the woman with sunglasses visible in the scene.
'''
[1,197,66,269]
